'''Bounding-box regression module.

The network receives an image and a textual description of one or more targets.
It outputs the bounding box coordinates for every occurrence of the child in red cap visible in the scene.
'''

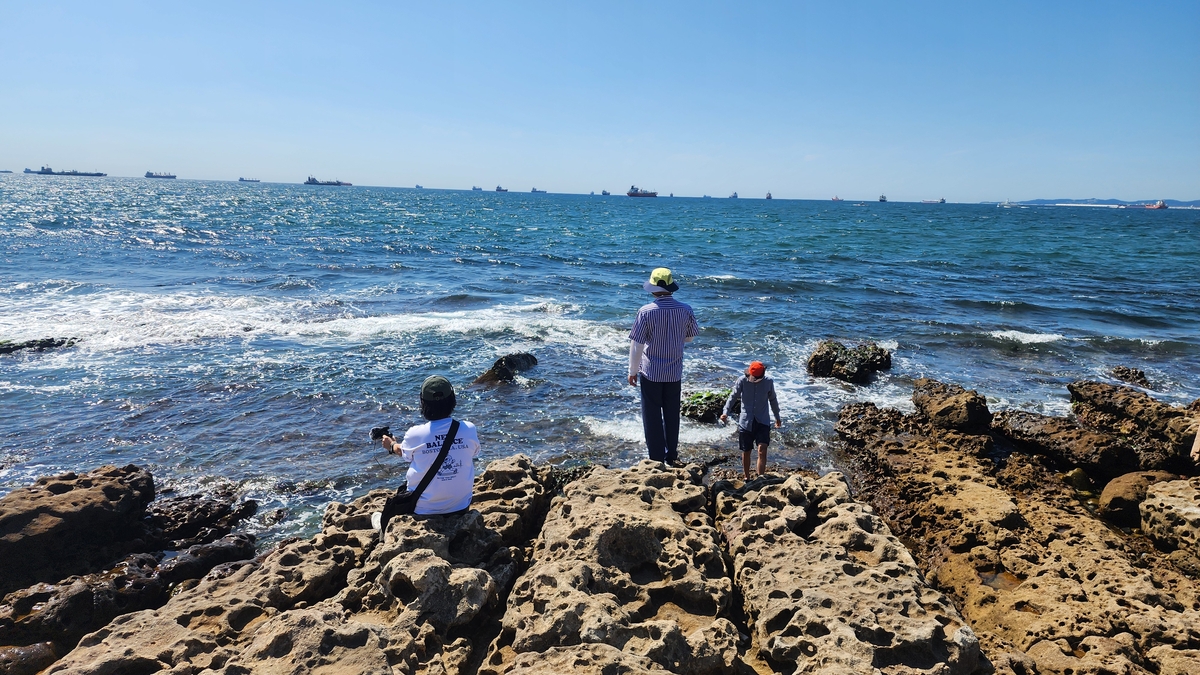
[720,361,782,479]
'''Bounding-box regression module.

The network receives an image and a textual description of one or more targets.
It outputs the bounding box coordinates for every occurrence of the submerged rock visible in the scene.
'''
[806,340,891,383]
[474,352,538,383]
[0,338,76,355]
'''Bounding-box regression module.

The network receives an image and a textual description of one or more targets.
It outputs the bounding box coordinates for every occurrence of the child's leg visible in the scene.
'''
[742,451,752,480]
[756,443,768,476]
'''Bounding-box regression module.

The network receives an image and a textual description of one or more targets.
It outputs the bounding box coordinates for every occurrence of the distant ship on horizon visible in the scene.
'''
[831,196,843,201]
[601,190,610,196]
[765,192,772,200]
[0,170,12,174]
[531,187,546,193]
[1146,200,1168,210]
[25,166,106,177]
[304,176,351,186]
[627,185,657,197]
[496,185,508,192]
[145,171,176,179]
[921,198,946,204]
[879,195,887,202]
[472,186,482,191]
[729,192,738,199]
[415,185,424,189]
[238,177,260,182]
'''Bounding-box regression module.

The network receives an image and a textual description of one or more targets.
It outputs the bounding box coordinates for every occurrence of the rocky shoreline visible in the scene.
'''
[2,378,1199,674]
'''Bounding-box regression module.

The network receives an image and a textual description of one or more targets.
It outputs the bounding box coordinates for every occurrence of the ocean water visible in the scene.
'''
[2,176,1198,543]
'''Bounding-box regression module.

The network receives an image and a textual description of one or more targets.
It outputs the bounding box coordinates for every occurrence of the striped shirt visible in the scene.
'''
[629,295,700,382]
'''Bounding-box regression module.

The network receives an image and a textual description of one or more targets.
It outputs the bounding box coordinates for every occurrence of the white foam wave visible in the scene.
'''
[989,330,1064,344]
[581,415,733,445]
[0,289,628,359]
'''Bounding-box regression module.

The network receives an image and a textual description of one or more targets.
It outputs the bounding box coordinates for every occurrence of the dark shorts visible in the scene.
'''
[739,419,771,453]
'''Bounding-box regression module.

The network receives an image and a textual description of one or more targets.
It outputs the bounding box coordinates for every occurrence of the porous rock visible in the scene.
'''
[913,377,992,432]
[481,461,736,675]
[48,454,547,675]
[991,409,1139,482]
[1098,471,1178,528]
[1069,380,1196,472]
[837,387,1200,675]
[1111,365,1152,389]
[1141,478,1200,559]
[0,465,154,596]
[147,491,258,548]
[474,352,538,384]
[806,340,891,383]
[715,471,979,674]
[0,641,57,675]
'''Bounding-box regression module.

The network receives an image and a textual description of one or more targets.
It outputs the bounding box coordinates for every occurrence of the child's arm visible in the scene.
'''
[769,381,782,426]
[721,378,743,419]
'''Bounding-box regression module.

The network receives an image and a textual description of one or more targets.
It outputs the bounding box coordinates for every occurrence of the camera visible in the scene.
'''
[369,426,391,442]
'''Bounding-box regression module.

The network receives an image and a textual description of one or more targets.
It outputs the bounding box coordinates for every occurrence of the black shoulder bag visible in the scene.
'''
[380,419,460,533]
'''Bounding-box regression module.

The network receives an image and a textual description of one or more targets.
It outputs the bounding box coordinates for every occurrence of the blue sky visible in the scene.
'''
[1,1,1196,201]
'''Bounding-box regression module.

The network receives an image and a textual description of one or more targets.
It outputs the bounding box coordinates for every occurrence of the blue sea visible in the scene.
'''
[2,176,1197,543]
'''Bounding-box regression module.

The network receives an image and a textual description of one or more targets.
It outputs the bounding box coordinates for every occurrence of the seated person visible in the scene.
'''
[379,374,481,516]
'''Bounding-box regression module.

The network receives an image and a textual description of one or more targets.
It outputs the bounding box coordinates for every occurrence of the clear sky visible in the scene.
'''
[2,1,1197,202]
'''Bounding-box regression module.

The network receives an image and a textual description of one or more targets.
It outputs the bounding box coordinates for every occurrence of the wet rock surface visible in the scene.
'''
[474,352,538,384]
[680,389,732,423]
[913,378,992,432]
[1112,365,1152,389]
[0,337,76,355]
[715,472,979,674]
[1069,380,1196,472]
[992,409,1139,482]
[806,340,892,383]
[837,380,1200,675]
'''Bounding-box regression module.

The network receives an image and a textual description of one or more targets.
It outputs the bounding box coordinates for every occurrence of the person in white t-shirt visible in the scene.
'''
[379,375,482,516]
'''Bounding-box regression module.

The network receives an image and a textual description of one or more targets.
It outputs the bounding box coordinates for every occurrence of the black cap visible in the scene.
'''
[420,375,454,401]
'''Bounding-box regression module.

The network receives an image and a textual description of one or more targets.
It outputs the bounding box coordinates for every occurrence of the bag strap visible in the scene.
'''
[408,419,460,504]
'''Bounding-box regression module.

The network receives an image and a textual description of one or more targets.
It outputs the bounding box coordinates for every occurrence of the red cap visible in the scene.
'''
[747,361,766,377]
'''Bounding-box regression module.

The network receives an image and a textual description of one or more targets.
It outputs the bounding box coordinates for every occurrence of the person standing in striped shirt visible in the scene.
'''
[628,268,700,464]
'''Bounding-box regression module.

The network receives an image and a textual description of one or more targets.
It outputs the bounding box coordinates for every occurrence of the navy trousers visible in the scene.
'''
[639,376,682,462]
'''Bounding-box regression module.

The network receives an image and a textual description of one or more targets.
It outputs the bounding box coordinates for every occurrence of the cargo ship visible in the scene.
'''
[627,185,657,197]
[601,190,610,196]
[145,171,176,179]
[1146,200,1168,210]
[531,187,546,193]
[25,166,106,177]
[0,170,12,174]
[879,195,887,202]
[304,176,351,186]
[921,198,946,204]
[496,185,508,192]
[472,186,482,191]
[765,192,772,200]
[238,177,260,182]
[831,196,843,201]
[729,192,738,199]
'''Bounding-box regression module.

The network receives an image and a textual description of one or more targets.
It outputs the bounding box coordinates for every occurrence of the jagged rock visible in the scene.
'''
[992,409,1139,482]
[0,465,154,597]
[147,492,258,548]
[1069,380,1196,472]
[0,534,254,660]
[1141,478,1200,558]
[681,389,731,423]
[715,471,979,674]
[913,377,993,432]
[475,352,538,383]
[0,642,57,675]
[0,338,76,355]
[806,340,891,383]
[1112,365,1152,388]
[482,461,736,674]
[1098,471,1178,528]
[48,455,548,675]
[837,390,1200,675]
